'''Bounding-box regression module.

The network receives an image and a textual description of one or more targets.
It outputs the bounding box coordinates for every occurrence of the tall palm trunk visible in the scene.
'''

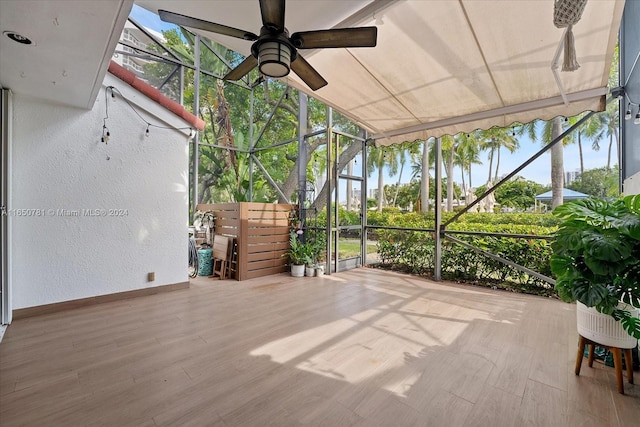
[493,146,501,182]
[551,117,564,209]
[446,144,455,212]
[421,140,429,213]
[460,166,466,197]
[487,146,494,184]
[578,132,584,174]
[393,161,404,206]
[607,134,613,170]
[377,160,384,212]
[468,165,473,190]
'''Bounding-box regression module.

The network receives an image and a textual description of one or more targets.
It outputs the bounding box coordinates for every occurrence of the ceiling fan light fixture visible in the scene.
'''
[258,41,291,78]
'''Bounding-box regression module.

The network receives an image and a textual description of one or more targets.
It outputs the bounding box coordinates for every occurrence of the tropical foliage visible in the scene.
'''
[550,195,640,338]
[567,166,619,198]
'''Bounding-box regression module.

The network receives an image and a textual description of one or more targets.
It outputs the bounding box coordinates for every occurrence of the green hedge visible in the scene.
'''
[372,212,557,296]
[307,208,558,296]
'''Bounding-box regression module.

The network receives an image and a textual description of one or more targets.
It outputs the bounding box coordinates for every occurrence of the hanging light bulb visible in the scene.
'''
[145,124,150,137]
[635,110,640,125]
[625,103,632,120]
[101,125,110,143]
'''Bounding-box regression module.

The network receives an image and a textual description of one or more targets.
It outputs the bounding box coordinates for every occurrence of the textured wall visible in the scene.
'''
[10,74,189,309]
[622,0,640,181]
[624,171,640,195]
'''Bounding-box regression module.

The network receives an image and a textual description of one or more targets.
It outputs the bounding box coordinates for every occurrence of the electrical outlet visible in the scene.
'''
[148,272,155,282]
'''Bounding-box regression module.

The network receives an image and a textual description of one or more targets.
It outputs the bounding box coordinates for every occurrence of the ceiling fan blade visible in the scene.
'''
[223,56,259,81]
[291,27,378,49]
[158,10,258,41]
[291,55,327,91]
[259,0,286,32]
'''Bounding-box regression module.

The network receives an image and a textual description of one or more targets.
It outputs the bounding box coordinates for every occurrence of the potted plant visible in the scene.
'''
[550,195,640,340]
[287,230,310,277]
[194,209,215,246]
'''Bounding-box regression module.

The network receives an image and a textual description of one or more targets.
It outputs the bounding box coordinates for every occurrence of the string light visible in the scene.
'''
[623,95,640,126]
[100,85,197,145]
[101,123,110,143]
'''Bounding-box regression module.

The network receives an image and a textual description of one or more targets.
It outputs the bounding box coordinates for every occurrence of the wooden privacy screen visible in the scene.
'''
[196,203,293,280]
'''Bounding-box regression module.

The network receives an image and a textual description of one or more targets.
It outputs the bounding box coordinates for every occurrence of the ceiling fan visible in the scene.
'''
[158,0,377,91]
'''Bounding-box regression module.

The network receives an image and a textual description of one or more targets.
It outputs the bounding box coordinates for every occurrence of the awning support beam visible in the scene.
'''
[371,87,607,142]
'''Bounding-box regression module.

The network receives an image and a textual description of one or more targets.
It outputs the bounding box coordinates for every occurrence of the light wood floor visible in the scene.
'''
[1,268,638,426]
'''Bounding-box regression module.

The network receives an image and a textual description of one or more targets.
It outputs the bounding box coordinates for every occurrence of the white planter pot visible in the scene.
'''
[315,266,324,276]
[305,266,315,277]
[576,301,639,348]
[291,264,305,277]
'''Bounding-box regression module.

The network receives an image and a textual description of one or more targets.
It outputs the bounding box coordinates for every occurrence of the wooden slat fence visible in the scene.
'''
[196,202,293,280]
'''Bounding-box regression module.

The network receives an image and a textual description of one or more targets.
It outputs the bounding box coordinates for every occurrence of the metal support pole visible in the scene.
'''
[191,35,201,218]
[251,154,289,202]
[434,137,443,281]
[298,91,308,228]
[326,107,333,275]
[179,65,184,106]
[248,87,255,202]
[362,132,368,266]
[334,134,340,272]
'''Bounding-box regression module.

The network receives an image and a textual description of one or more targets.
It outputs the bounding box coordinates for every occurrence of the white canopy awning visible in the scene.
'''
[139,0,625,146]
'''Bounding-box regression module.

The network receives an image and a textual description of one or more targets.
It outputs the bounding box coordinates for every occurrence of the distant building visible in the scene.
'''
[113,21,164,79]
[566,170,580,185]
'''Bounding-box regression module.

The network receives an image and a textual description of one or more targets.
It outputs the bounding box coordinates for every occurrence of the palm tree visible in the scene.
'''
[392,142,420,206]
[597,102,620,170]
[454,132,483,195]
[410,139,433,212]
[439,136,456,212]
[420,139,430,212]
[550,117,565,208]
[367,145,398,212]
[480,127,519,183]
[518,117,574,208]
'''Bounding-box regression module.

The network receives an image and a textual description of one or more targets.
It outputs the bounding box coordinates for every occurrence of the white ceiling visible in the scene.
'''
[1,0,625,144]
[0,0,132,109]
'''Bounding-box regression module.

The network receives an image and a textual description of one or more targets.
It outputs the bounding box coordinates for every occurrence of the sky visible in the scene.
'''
[130,5,617,191]
[130,5,176,33]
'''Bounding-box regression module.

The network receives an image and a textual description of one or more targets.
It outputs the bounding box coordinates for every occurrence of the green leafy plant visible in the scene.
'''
[550,195,640,339]
[287,231,312,265]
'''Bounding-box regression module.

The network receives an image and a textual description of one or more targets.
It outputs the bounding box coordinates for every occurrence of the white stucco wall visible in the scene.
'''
[10,74,189,309]
[623,171,640,195]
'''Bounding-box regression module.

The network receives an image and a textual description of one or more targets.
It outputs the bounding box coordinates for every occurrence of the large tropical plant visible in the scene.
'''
[550,195,640,338]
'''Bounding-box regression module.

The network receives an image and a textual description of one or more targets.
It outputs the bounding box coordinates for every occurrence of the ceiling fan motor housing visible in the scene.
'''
[252,28,298,78]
